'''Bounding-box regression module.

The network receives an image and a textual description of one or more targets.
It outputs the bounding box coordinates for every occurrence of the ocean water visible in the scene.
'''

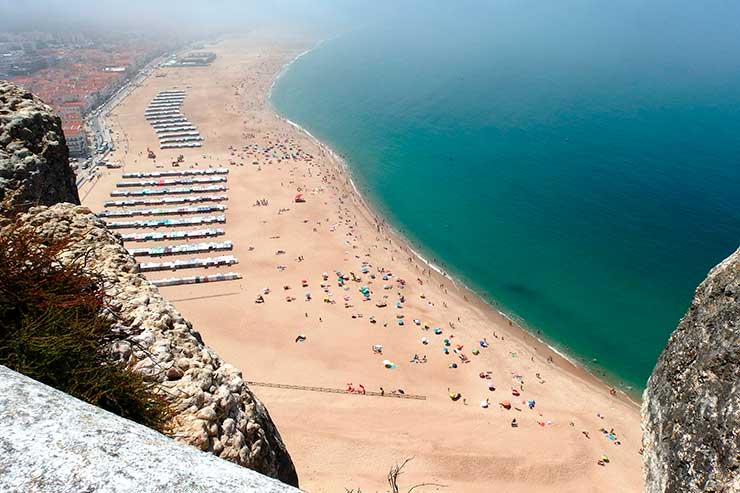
[270,2,740,390]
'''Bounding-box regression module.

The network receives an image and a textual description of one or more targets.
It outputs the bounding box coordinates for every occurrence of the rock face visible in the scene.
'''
[4,204,298,487]
[0,81,79,207]
[642,247,740,493]
[0,81,298,487]
[0,365,301,493]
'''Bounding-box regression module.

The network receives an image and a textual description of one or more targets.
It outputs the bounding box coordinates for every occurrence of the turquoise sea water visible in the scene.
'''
[271,3,740,390]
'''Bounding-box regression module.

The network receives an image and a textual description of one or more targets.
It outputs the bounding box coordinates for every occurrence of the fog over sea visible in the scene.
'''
[271,1,740,390]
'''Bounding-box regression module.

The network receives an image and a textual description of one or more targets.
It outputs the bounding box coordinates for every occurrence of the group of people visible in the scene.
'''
[345,383,366,395]
[249,190,627,472]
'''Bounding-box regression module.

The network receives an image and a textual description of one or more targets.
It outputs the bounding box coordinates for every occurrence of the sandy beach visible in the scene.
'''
[79,32,644,492]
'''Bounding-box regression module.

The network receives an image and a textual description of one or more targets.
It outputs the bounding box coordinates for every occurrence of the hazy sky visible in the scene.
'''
[0,0,391,36]
[2,0,740,50]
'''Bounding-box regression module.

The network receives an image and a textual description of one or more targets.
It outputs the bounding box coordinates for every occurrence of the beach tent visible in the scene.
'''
[294,193,305,203]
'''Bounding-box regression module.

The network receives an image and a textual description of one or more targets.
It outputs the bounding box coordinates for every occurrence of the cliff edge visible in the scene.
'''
[0,365,300,493]
[0,81,79,207]
[0,81,298,486]
[642,247,740,492]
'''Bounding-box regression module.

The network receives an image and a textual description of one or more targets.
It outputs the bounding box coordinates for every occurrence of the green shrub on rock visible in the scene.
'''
[0,225,170,433]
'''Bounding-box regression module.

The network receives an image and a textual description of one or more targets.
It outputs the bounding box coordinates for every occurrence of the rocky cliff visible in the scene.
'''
[0,81,298,487]
[4,204,298,486]
[0,365,301,493]
[642,247,740,493]
[0,80,79,207]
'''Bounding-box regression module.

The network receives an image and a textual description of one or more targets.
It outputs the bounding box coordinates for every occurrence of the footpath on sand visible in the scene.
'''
[245,381,427,400]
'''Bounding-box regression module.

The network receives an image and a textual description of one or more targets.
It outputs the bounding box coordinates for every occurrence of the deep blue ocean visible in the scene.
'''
[270,2,740,390]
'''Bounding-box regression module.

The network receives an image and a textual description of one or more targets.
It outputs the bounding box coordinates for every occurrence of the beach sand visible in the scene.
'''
[80,33,644,492]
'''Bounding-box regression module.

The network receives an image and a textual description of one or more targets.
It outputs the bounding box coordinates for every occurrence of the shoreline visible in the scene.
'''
[268,43,641,406]
[81,36,644,490]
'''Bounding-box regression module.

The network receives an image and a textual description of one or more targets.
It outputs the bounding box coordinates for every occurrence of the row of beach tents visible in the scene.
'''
[122,168,228,178]
[105,194,227,208]
[151,272,242,287]
[138,255,238,272]
[145,90,203,149]
[117,176,226,187]
[128,241,233,257]
[111,185,226,197]
[99,204,226,218]
[105,215,226,229]
[120,228,225,242]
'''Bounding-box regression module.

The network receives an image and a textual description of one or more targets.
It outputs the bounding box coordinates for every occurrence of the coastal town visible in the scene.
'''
[2,3,739,493]
[0,30,218,186]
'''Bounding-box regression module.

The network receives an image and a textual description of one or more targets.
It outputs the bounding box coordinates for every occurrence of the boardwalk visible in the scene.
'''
[245,381,427,400]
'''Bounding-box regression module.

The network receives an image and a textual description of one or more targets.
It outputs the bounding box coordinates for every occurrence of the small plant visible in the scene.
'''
[345,457,447,493]
[0,224,170,433]
[387,458,447,493]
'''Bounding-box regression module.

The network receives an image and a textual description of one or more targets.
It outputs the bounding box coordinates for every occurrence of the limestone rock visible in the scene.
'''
[0,81,79,208]
[0,365,300,493]
[642,246,740,493]
[5,204,299,487]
